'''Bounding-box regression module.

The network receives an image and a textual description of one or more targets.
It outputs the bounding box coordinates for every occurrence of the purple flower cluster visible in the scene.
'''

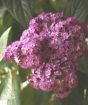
[3,12,87,99]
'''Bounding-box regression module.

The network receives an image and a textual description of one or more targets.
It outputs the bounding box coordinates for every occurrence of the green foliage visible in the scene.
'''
[1,0,35,27]
[64,0,88,22]
[0,69,21,105]
[3,11,14,29]
[0,0,88,105]
[0,27,11,61]
[50,0,68,11]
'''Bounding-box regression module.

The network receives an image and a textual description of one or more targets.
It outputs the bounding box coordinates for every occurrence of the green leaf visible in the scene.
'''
[64,0,88,22]
[3,11,14,29]
[0,27,11,61]
[0,6,6,19]
[0,69,21,105]
[1,0,35,27]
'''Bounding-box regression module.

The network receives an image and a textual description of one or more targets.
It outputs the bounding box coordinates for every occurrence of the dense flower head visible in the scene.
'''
[3,12,87,99]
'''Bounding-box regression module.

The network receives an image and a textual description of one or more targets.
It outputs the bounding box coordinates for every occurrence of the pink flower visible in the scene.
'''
[3,12,87,99]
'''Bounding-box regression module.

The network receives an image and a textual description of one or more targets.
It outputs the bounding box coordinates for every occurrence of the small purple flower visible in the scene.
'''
[3,12,87,99]
[3,41,21,62]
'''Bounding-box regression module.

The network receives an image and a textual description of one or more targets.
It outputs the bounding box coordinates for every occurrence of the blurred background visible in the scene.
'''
[0,0,88,105]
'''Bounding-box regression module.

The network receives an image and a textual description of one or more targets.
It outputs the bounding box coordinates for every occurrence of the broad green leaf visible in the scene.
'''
[1,0,35,27]
[0,27,11,61]
[0,6,6,19]
[0,61,10,69]
[0,7,6,37]
[0,70,13,99]
[3,11,14,29]
[0,69,21,105]
[64,0,88,22]
[0,61,10,81]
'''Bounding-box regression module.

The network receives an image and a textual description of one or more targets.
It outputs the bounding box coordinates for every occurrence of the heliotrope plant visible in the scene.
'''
[3,12,87,99]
